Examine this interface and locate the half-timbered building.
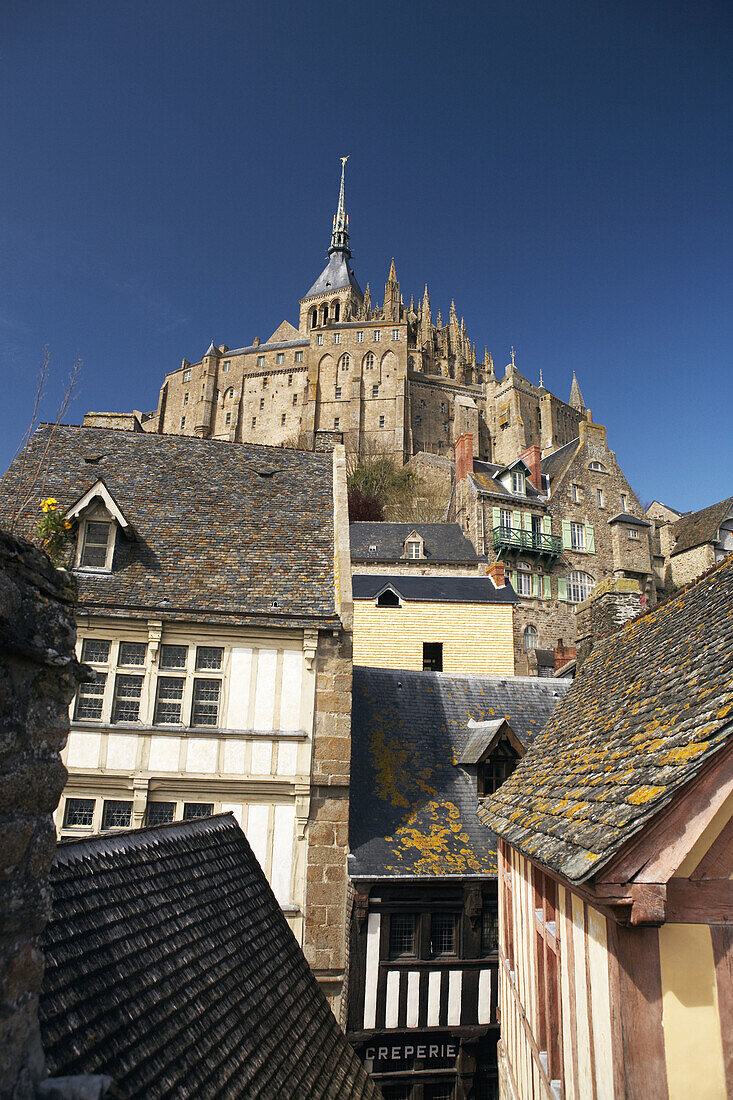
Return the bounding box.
[480,555,733,1100]
[347,667,570,1099]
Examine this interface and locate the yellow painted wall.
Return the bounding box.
[352,599,515,675]
[659,923,727,1099]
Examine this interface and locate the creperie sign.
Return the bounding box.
[364,1041,457,1063]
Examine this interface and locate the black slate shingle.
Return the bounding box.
[40,815,380,1100]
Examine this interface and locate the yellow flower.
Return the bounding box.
[40,497,58,513]
[64,520,72,530]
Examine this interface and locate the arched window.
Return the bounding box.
[376,588,401,608]
[311,308,318,328]
[332,301,340,322]
[523,625,538,651]
[340,353,350,371]
[567,571,594,603]
[225,387,234,400]
[588,461,606,472]
[364,352,374,371]
[320,303,329,325]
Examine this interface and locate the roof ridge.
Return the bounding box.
[54,812,236,864]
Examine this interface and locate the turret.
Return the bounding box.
[383,258,401,322]
[569,371,586,412]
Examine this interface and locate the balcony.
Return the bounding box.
[492,526,562,560]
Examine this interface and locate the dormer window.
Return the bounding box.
[407,540,421,559]
[477,745,519,797]
[66,480,131,574]
[512,470,525,494]
[457,718,523,798]
[376,588,401,608]
[403,532,425,560]
[79,519,114,569]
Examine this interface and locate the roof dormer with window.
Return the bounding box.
[402,531,425,560]
[65,480,131,573]
[456,718,524,799]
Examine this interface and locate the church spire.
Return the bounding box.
[569,371,586,411]
[329,156,351,256]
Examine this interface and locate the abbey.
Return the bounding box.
[122,161,589,467]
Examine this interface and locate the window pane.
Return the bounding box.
[191,678,221,727]
[102,800,132,829]
[112,675,143,722]
[118,641,147,666]
[159,644,187,669]
[389,913,415,957]
[570,522,585,551]
[145,802,176,826]
[430,913,456,955]
[64,798,95,827]
[74,672,106,720]
[183,802,213,820]
[81,639,111,664]
[482,907,499,953]
[80,521,111,567]
[196,646,223,671]
[154,677,184,723]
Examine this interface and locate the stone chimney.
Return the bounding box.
[455,433,474,483]
[520,445,542,492]
[487,561,505,588]
[575,578,643,670]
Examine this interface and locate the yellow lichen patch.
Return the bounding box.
[627,785,665,805]
[369,713,437,808]
[389,799,486,874]
[716,702,733,721]
[660,742,709,765]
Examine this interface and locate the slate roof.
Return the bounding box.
[40,815,379,1100]
[349,668,570,878]
[540,439,580,484]
[469,460,544,500]
[226,339,309,355]
[608,512,651,527]
[0,425,340,629]
[304,252,363,300]
[352,574,515,604]
[350,522,480,563]
[479,554,733,884]
[669,495,733,555]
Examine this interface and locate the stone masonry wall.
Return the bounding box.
[575,578,643,669]
[0,530,81,1100]
[303,628,352,1013]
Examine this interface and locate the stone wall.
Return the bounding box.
[575,577,643,669]
[303,628,353,1012]
[0,530,80,1100]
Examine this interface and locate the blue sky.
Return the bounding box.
[1,0,731,510]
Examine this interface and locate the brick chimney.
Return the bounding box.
[487,562,505,588]
[455,433,474,483]
[520,445,542,492]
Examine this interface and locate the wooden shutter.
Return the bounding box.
[543,516,551,535]
[558,577,568,601]
[532,574,540,598]
[492,506,501,530]
[543,575,551,599]
[585,525,595,553]
[562,520,572,549]
[522,512,532,532]
[512,511,521,530]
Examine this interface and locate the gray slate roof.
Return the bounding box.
[304,252,363,300]
[350,522,480,563]
[540,439,580,483]
[670,495,733,555]
[349,668,569,878]
[352,574,515,604]
[480,554,733,884]
[470,460,544,499]
[40,815,379,1100]
[0,425,340,629]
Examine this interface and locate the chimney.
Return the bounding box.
[487,562,505,588]
[520,445,542,492]
[455,433,474,483]
[575,578,643,670]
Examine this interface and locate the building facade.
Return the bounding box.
[481,556,733,1100]
[87,162,593,473]
[0,425,354,1009]
[452,419,654,672]
[347,667,570,1100]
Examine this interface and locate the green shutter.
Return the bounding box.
[562,520,572,549]
[512,511,521,530]
[585,525,595,553]
[522,512,532,532]
[543,516,551,535]
[492,506,501,531]
[510,570,518,591]
[543,575,551,599]
[532,574,540,598]
[558,577,567,601]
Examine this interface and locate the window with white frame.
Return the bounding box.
[77,518,115,571]
[340,353,350,370]
[621,492,628,511]
[373,330,381,342]
[222,360,231,372]
[111,674,143,722]
[257,355,265,368]
[183,392,189,405]
[512,470,525,494]
[597,488,604,508]
[515,566,532,596]
[589,461,605,472]
[392,329,399,341]
[295,351,303,362]
[333,333,340,344]
[316,334,323,345]
[571,484,581,503]
[364,352,374,370]
[102,800,132,830]
[335,386,342,399]
[570,522,586,551]
[225,412,231,425]
[64,798,95,828]
[276,352,284,364]
[183,368,191,382]
[628,528,640,540]
[523,625,538,650]
[500,508,512,530]
[567,570,594,602]
[357,331,364,342]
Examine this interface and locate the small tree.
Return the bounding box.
[346,440,414,519]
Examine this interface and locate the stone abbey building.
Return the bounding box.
[101,160,590,469]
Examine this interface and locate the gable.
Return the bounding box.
[267,319,302,344]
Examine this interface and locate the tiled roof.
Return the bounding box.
[349,668,569,879]
[670,495,733,555]
[350,522,480,563]
[540,439,580,483]
[40,815,379,1100]
[0,425,340,629]
[352,574,515,604]
[479,555,733,883]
